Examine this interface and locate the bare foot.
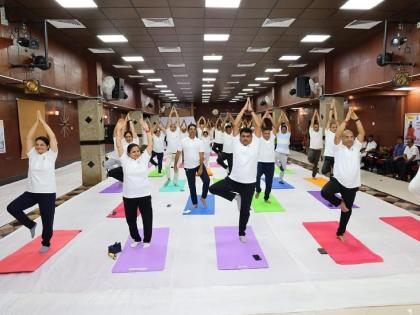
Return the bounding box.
[201,198,207,208]
[255,192,260,199]
[340,201,349,212]
[337,235,346,242]
[192,204,198,209]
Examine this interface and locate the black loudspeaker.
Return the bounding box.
[295,76,311,98]
[112,77,125,99]
[376,53,393,67]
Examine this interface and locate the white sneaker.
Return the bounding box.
[239,236,247,243]
[130,241,141,248]
[234,194,241,212]
[39,245,50,253]
[143,243,151,249]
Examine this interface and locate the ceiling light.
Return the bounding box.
[203,55,223,61]
[97,34,128,43]
[248,83,260,87]
[223,87,235,89]
[138,69,155,74]
[128,75,143,78]
[344,20,382,29]
[204,34,230,41]
[158,46,181,52]
[166,93,175,96]
[168,64,185,67]
[227,81,239,84]
[237,63,255,67]
[205,0,241,8]
[394,87,418,91]
[142,18,174,28]
[48,19,86,29]
[232,74,246,77]
[181,87,192,90]
[203,78,216,81]
[256,86,267,89]
[301,35,330,43]
[139,83,152,85]
[177,82,190,84]
[122,56,144,62]
[88,48,114,54]
[242,88,253,91]
[247,47,270,53]
[232,98,239,101]
[265,68,282,73]
[262,18,295,28]
[310,48,335,53]
[340,0,385,10]
[147,78,162,82]
[288,64,307,68]
[229,100,237,103]
[279,55,301,61]
[202,89,212,92]
[161,90,172,93]
[202,84,214,87]
[147,88,158,90]
[203,69,219,73]
[55,0,97,8]
[173,74,188,77]
[113,64,132,69]
[255,77,269,81]
[155,85,167,88]
[238,92,247,95]
[274,74,289,77]
[202,93,211,96]
[264,81,276,84]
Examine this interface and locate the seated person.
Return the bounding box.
[361,134,377,170]
[382,136,405,176]
[396,138,419,181]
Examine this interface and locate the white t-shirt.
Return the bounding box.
[258,133,275,163]
[201,136,212,153]
[229,135,260,184]
[324,130,336,157]
[120,151,151,198]
[114,137,139,156]
[178,137,205,169]
[197,127,203,139]
[309,127,323,150]
[27,148,58,193]
[180,131,188,139]
[153,133,165,153]
[333,138,362,188]
[214,129,223,144]
[222,132,234,154]
[166,127,180,154]
[365,140,377,152]
[275,131,291,154]
[404,145,420,160]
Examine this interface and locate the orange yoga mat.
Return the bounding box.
[305,177,328,187]
[196,168,213,176]
[107,203,140,218]
[0,230,80,274]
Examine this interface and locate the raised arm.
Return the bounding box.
[26,112,40,153]
[37,112,58,153]
[180,119,187,129]
[333,102,340,125]
[326,105,334,130]
[166,107,174,129]
[334,109,352,145]
[127,113,138,140]
[350,109,365,143]
[140,119,153,155]
[233,101,248,136]
[115,118,126,157]
[173,107,180,127]
[310,110,317,128]
[250,102,261,138]
[281,110,291,131]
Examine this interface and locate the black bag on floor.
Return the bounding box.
[108,242,122,260]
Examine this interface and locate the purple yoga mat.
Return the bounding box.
[112,227,169,273]
[215,226,268,270]
[308,191,359,209]
[100,182,123,193]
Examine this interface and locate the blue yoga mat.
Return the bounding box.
[263,177,294,189]
[183,194,215,215]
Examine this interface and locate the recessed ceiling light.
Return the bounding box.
[242,88,253,91]
[279,55,301,61]
[139,83,152,85]
[202,84,214,87]
[247,47,270,53]
[88,48,114,54]
[264,81,276,84]
[142,18,174,28]
[181,87,192,90]
[47,19,86,29]
[229,100,237,103]
[203,78,216,81]
[227,81,239,84]
[113,64,132,69]
[155,85,167,88]
[310,48,335,53]
[55,0,97,8]
[288,64,307,68]
[248,83,260,87]
[238,92,247,95]
[204,34,230,41]
[166,93,175,96]
[256,86,267,89]
[168,63,185,68]
[161,90,172,93]
[301,35,330,43]
[265,68,282,73]
[202,89,212,92]
[138,69,155,74]
[203,69,219,73]
[394,87,418,91]
[122,56,144,62]
[128,75,143,78]
[274,74,289,77]
[177,82,190,84]
[97,34,128,43]
[173,74,188,77]
[344,19,382,29]
[202,93,211,96]
[255,77,269,81]
[158,46,181,52]
[232,74,246,77]
[340,0,384,10]
[262,18,295,28]
[205,0,241,8]
[237,63,255,67]
[148,78,162,82]
[232,98,239,101]
[147,88,158,90]
[223,87,235,89]
[203,55,223,61]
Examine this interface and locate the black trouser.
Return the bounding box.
[149,151,164,173]
[7,192,56,247]
[212,143,223,155]
[321,156,335,176]
[396,159,415,180]
[308,149,321,173]
[185,164,210,205]
[321,177,358,236]
[255,162,275,201]
[217,152,233,174]
[209,177,256,236]
[122,195,153,243]
[108,166,124,182]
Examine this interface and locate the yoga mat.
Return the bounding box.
[303,221,383,265]
[112,227,169,273]
[210,152,217,157]
[212,178,223,184]
[148,169,166,177]
[0,230,81,274]
[159,179,186,192]
[107,203,140,218]
[380,216,420,241]
[264,177,294,189]
[275,167,295,175]
[215,226,268,270]
[196,168,213,176]
[252,194,285,213]
[100,182,123,193]
[209,162,221,168]
[305,177,328,187]
[308,191,359,209]
[183,194,215,215]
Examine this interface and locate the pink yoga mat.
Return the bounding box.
[215,226,268,270]
[100,182,123,193]
[303,221,383,265]
[380,216,420,241]
[107,203,140,218]
[112,227,169,273]
[0,230,81,274]
[210,152,217,157]
[308,191,359,209]
[209,162,221,168]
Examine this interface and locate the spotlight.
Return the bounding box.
[390,35,407,47]
[289,88,296,96]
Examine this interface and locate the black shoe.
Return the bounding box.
[312,168,317,178]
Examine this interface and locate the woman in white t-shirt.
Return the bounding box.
[115,118,154,248]
[7,111,58,253]
[201,128,212,167]
[308,109,324,178]
[322,102,339,177]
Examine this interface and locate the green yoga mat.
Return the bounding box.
[252,194,285,213]
[275,167,295,175]
[159,179,186,192]
[212,178,223,184]
[148,169,166,177]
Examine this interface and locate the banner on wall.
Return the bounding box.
[404,113,420,145]
[0,120,5,154]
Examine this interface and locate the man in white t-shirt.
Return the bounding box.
[308,109,324,178]
[217,113,234,174]
[212,116,224,155]
[321,108,365,241]
[150,121,166,174]
[175,124,210,208]
[322,102,339,177]
[275,110,291,184]
[210,98,261,243]
[164,107,181,186]
[396,137,419,180]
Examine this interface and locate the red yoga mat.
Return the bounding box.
[107,203,140,218]
[380,216,420,241]
[0,230,81,274]
[303,221,383,265]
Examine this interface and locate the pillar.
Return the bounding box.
[78,99,106,186]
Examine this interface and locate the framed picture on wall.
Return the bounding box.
[404,113,420,145]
